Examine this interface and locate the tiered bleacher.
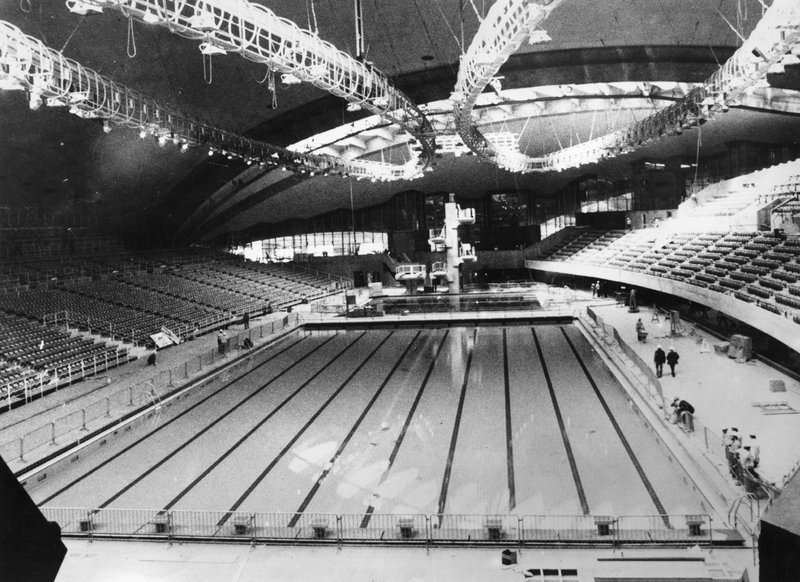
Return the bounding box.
[0,242,348,408]
[0,311,129,402]
[537,227,800,322]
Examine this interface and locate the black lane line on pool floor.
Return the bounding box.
[286,330,424,528]
[360,330,450,528]
[38,334,313,506]
[436,328,478,521]
[502,329,516,511]
[560,327,670,525]
[214,331,394,529]
[96,334,346,513]
[531,327,590,516]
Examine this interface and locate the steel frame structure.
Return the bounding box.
[0,20,412,181]
[455,0,800,173]
[452,0,565,173]
[67,0,435,177]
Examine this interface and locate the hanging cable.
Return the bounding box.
[20,0,32,13]
[310,0,319,35]
[59,17,84,53]
[432,0,463,53]
[468,0,483,21]
[268,68,277,108]
[126,16,137,58]
[202,51,213,84]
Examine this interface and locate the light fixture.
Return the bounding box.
[103,120,112,133]
[208,148,215,156]
[139,128,148,139]
[29,91,43,110]
[68,90,89,103]
[281,73,302,85]
[66,0,103,15]
[199,42,226,56]
[142,10,160,24]
[180,143,189,152]
[188,9,216,32]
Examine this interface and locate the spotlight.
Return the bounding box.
[281,73,302,85]
[199,42,226,56]
[29,92,43,110]
[103,120,112,134]
[180,143,189,152]
[139,129,147,139]
[66,0,103,15]
[142,10,160,24]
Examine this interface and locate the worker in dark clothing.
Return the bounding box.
[636,318,647,342]
[671,397,694,416]
[666,347,680,377]
[243,312,250,329]
[654,345,666,378]
[672,397,695,431]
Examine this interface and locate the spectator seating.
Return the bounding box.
[536,227,800,322]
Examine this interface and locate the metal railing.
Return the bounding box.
[585,306,665,409]
[40,507,712,546]
[0,315,299,466]
[1,347,131,411]
[582,306,779,540]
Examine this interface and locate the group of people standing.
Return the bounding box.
[590,280,606,298]
[653,345,680,377]
[723,427,761,484]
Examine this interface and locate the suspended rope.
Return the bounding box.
[60,17,84,53]
[20,0,32,13]
[126,16,137,58]
[202,51,213,84]
[310,0,319,35]
[268,68,277,108]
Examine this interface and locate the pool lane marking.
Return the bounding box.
[286,330,423,527]
[214,331,394,528]
[38,334,312,506]
[531,327,590,516]
[360,330,450,528]
[96,334,349,512]
[502,329,516,511]
[560,327,670,524]
[436,328,478,521]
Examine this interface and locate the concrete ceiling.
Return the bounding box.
[1,0,798,244]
